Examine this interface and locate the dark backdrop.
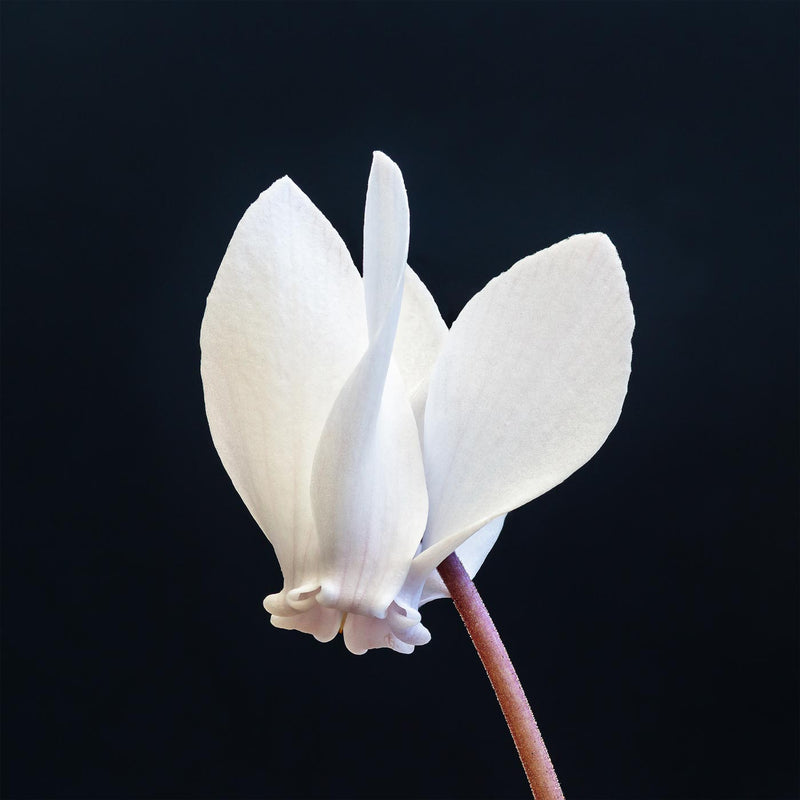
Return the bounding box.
[2,2,798,798]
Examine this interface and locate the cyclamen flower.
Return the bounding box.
[200,152,633,655]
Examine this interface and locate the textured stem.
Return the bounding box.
[437,553,564,800]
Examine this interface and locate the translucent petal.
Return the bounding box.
[419,515,507,605]
[416,233,634,575]
[311,153,428,618]
[200,177,367,589]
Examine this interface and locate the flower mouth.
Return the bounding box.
[316,580,396,619]
[266,577,432,654]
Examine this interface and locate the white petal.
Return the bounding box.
[363,151,411,339]
[416,233,634,574]
[200,177,367,591]
[310,153,428,618]
[393,265,448,430]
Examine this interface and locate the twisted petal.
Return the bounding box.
[413,233,635,578]
[200,177,367,596]
[311,153,428,621]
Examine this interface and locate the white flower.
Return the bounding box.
[200,152,634,654]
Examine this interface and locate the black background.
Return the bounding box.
[2,2,798,798]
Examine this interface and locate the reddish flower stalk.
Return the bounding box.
[437,553,565,800]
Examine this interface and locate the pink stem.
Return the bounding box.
[437,553,565,800]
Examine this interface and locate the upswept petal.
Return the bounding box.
[200,178,367,598]
[311,153,428,618]
[414,233,634,577]
[393,265,448,431]
[363,152,411,339]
